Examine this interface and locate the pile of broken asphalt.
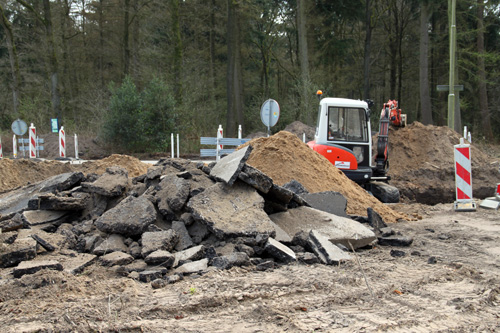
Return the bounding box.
[0,145,412,287]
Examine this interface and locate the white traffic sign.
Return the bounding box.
[260,99,280,128]
[11,119,28,136]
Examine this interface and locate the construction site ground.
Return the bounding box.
[1,122,500,331]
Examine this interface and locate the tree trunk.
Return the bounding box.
[477,0,492,140]
[98,0,105,87]
[123,0,130,76]
[0,4,21,117]
[363,0,372,100]
[171,0,183,103]
[419,2,433,125]
[226,0,244,137]
[297,0,310,122]
[42,0,62,122]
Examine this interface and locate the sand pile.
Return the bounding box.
[244,131,407,223]
[73,154,150,177]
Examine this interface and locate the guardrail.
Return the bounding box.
[200,137,250,161]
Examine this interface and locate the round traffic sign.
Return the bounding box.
[260,99,280,127]
[11,119,28,136]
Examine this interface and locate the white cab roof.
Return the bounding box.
[320,97,368,109]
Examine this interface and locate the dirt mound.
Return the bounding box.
[283,121,315,142]
[73,154,150,177]
[245,131,407,223]
[0,154,151,193]
[384,122,500,203]
[0,159,74,193]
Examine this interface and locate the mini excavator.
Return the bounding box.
[307,91,403,203]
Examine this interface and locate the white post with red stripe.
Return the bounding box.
[29,123,36,158]
[59,126,66,158]
[454,138,476,211]
[0,137,3,159]
[216,125,223,162]
[13,135,17,158]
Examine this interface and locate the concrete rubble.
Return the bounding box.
[0,147,412,286]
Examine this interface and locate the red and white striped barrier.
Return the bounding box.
[29,123,36,158]
[59,126,66,158]
[454,138,476,211]
[13,135,17,158]
[0,137,3,159]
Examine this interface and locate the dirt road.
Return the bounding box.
[1,203,499,332]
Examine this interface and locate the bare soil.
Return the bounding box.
[1,204,499,332]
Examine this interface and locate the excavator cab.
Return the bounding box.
[307,92,400,203]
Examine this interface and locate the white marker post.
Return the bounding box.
[74,134,79,159]
[12,135,17,158]
[238,125,242,139]
[171,133,174,158]
[176,134,180,158]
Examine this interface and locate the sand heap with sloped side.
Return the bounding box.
[244,131,407,223]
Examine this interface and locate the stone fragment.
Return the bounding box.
[264,238,296,263]
[390,249,406,257]
[0,231,18,245]
[211,252,250,269]
[173,245,205,267]
[262,184,294,213]
[255,260,275,271]
[269,221,292,243]
[0,237,37,268]
[297,252,320,265]
[139,269,166,282]
[174,258,209,275]
[379,227,394,237]
[210,146,253,185]
[378,236,414,247]
[367,207,388,230]
[0,172,84,216]
[156,175,191,212]
[144,250,175,268]
[187,220,209,244]
[308,230,351,265]
[270,206,376,249]
[92,234,128,256]
[81,167,128,196]
[0,213,23,232]
[187,182,276,239]
[95,196,156,236]
[172,221,194,251]
[151,279,167,289]
[141,230,179,258]
[238,164,273,193]
[99,251,134,266]
[301,191,348,218]
[31,234,56,252]
[62,253,97,274]
[35,193,88,211]
[22,210,68,226]
[13,260,63,278]
[115,260,148,275]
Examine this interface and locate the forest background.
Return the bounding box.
[0,0,499,153]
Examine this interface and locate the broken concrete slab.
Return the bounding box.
[300,191,348,218]
[31,234,56,252]
[22,210,69,226]
[209,145,253,185]
[0,172,84,216]
[13,260,63,278]
[264,237,296,263]
[139,269,166,282]
[173,245,205,267]
[211,252,251,269]
[99,251,134,267]
[172,221,193,251]
[238,164,273,193]
[270,206,376,249]
[0,237,37,268]
[0,231,18,245]
[269,221,292,244]
[33,193,89,211]
[188,182,276,239]
[62,253,97,274]
[156,175,191,212]
[367,207,388,231]
[308,230,351,265]
[0,213,24,232]
[187,220,209,244]
[378,235,414,247]
[81,167,128,197]
[141,229,179,258]
[283,180,309,195]
[95,196,157,236]
[174,258,209,275]
[92,234,128,256]
[144,250,175,267]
